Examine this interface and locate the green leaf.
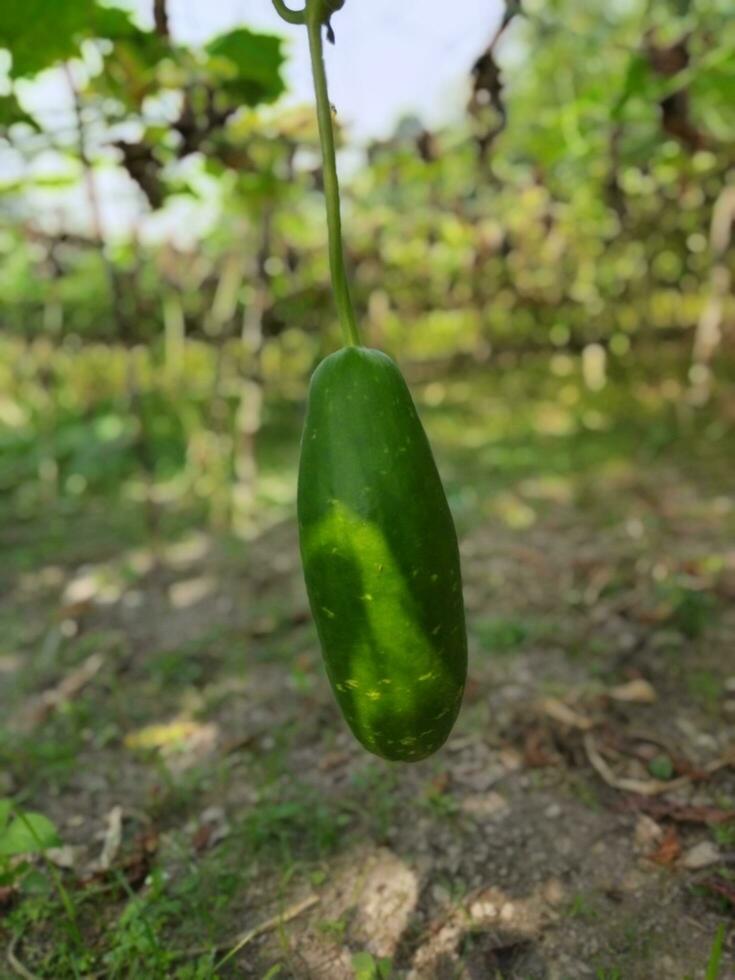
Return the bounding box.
[611,53,652,122]
[91,4,144,40]
[648,755,674,781]
[0,0,144,79]
[0,0,92,77]
[0,800,11,830]
[0,811,60,857]
[100,34,170,111]
[205,28,286,107]
[0,93,40,131]
[351,952,392,980]
[352,953,378,980]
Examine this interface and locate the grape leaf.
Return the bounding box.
[0,0,94,77]
[0,0,147,79]
[206,28,285,106]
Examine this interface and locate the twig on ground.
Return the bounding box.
[619,795,735,826]
[178,894,321,966]
[221,730,263,756]
[7,933,43,980]
[584,734,735,797]
[541,698,595,731]
[98,806,123,871]
[16,653,104,729]
[219,894,319,961]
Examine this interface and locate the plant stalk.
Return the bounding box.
[304,2,361,347]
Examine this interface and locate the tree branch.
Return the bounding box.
[153,0,170,38]
[468,1,523,160]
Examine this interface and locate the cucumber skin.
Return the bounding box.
[297,347,467,762]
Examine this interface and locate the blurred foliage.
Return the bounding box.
[0,0,732,346]
[0,0,733,529]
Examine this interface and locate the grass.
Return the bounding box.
[5,830,255,979]
[566,893,599,922]
[713,821,735,849]
[474,616,532,654]
[241,796,350,864]
[316,914,350,943]
[705,924,728,980]
[687,670,725,715]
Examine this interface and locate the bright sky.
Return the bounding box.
[134,0,504,139]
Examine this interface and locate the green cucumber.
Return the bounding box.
[297,346,467,762]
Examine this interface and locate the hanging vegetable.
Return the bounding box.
[272,0,467,761]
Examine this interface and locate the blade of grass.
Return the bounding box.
[706,923,727,980]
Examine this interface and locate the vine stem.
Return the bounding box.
[273,0,361,347]
[272,0,305,25]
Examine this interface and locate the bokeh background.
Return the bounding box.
[1,1,734,977]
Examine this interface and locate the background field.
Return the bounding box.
[1,0,734,976]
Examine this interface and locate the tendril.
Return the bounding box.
[271,0,307,25]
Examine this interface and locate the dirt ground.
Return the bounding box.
[1,366,734,979]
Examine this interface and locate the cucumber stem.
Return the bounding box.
[273,0,361,348]
[272,0,306,24]
[305,5,361,347]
